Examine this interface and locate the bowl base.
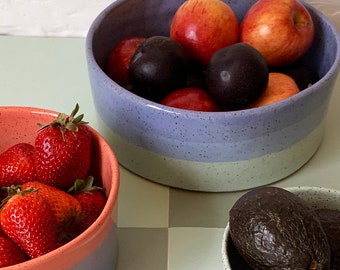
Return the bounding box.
[96,114,324,192]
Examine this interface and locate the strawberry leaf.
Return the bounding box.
[37,103,89,141]
[68,176,102,194]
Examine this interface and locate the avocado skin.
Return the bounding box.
[316,209,340,270]
[227,234,253,270]
[229,187,331,270]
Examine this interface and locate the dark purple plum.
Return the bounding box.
[129,36,188,102]
[206,43,269,110]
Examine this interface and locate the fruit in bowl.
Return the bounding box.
[104,0,317,111]
[106,36,146,87]
[86,0,340,192]
[161,87,219,112]
[170,0,239,65]
[129,35,188,102]
[205,42,269,110]
[222,186,340,269]
[0,105,119,269]
[240,0,315,67]
[249,72,300,108]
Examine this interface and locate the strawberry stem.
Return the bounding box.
[0,185,37,208]
[68,176,103,194]
[38,103,88,141]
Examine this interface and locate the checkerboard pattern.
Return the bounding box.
[116,167,239,270]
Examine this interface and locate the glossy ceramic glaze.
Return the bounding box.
[221,186,340,270]
[0,106,119,270]
[86,0,340,191]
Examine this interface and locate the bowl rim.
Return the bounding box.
[0,106,120,269]
[86,0,340,120]
[221,186,340,270]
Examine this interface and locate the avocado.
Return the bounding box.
[227,234,253,270]
[315,209,340,270]
[229,187,331,270]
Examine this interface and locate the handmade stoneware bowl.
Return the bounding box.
[221,186,340,269]
[0,106,120,270]
[86,0,340,192]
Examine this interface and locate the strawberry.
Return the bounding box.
[69,177,107,235]
[34,104,92,189]
[0,143,38,186]
[22,182,82,237]
[0,225,6,237]
[0,188,59,259]
[0,236,27,267]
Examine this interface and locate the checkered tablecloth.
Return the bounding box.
[116,166,241,270]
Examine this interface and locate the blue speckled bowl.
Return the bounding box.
[86,0,340,192]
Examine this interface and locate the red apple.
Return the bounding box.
[249,72,300,108]
[106,37,146,87]
[170,0,239,65]
[161,87,219,112]
[240,0,314,67]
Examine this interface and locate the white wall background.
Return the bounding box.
[0,0,115,37]
[0,0,339,37]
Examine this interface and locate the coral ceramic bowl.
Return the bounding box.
[86,0,340,192]
[221,186,340,269]
[0,106,120,270]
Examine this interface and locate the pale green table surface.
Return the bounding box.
[0,35,339,270]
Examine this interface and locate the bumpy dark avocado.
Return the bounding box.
[227,234,253,270]
[229,187,331,270]
[315,208,340,270]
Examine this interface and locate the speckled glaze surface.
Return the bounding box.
[86,0,340,191]
[221,186,340,269]
[0,106,119,270]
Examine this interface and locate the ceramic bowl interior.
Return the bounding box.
[86,0,340,192]
[0,106,119,270]
[221,186,340,270]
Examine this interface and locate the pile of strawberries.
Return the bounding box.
[0,104,107,267]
